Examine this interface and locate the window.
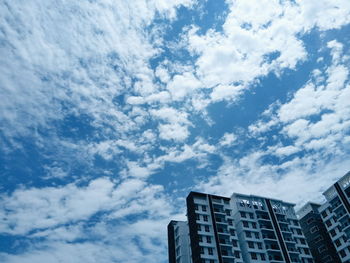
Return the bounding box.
[322,255,333,263]
[318,245,327,253]
[206,236,211,243]
[330,229,336,237]
[175,227,179,237]
[335,239,341,247]
[208,247,213,255]
[300,238,306,245]
[202,205,207,212]
[232,240,237,247]
[257,243,262,249]
[199,235,203,242]
[325,220,332,227]
[196,214,200,220]
[205,225,210,232]
[200,247,204,254]
[340,249,346,258]
[261,254,266,261]
[314,235,323,243]
[254,232,260,239]
[252,222,257,229]
[234,251,240,258]
[310,226,319,233]
[321,210,327,218]
[197,224,201,231]
[251,253,257,260]
[243,221,249,228]
[246,231,252,238]
[249,213,254,219]
[240,212,246,218]
[248,242,254,248]
[195,204,199,210]
[203,215,208,222]
[228,219,233,226]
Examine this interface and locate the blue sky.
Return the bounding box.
[1,0,350,262]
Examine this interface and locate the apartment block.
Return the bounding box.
[231,193,314,263]
[297,202,341,263]
[318,172,350,262]
[168,191,314,263]
[168,220,191,263]
[187,192,244,263]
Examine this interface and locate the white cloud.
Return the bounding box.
[0,177,171,235]
[166,72,202,100]
[210,84,244,102]
[199,151,350,207]
[219,133,237,147]
[274,145,299,157]
[158,123,189,141]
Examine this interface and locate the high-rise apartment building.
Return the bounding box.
[169,191,314,263]
[231,193,313,263]
[168,220,191,263]
[186,192,243,263]
[317,172,350,262]
[297,202,341,263]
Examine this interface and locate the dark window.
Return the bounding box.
[200,247,204,254]
[252,222,257,229]
[340,249,346,258]
[254,232,260,239]
[203,215,208,222]
[318,245,327,253]
[248,242,254,248]
[206,236,211,243]
[330,229,336,237]
[323,255,332,263]
[196,214,200,220]
[202,205,207,211]
[251,253,257,260]
[240,212,246,218]
[261,254,266,261]
[205,225,210,232]
[257,243,262,249]
[197,224,201,231]
[246,231,252,238]
[249,213,254,219]
[232,240,237,247]
[234,251,240,258]
[314,235,323,242]
[335,239,341,247]
[310,226,319,233]
[243,221,249,228]
[321,211,327,218]
[208,247,213,255]
[195,204,199,210]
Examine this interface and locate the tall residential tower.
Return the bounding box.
[169,191,314,263]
